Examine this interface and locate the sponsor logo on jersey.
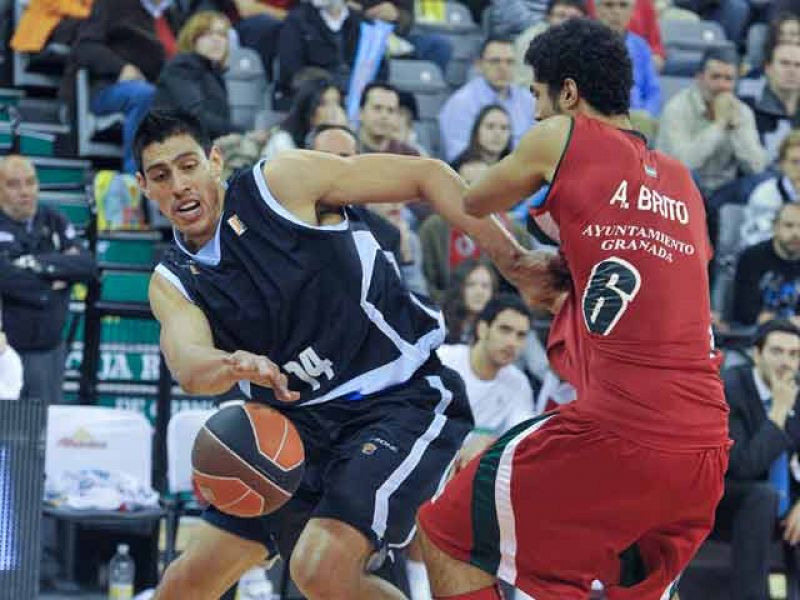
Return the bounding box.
[644,164,658,178]
[227,214,247,236]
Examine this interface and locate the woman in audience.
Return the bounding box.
[450,105,513,171]
[741,130,800,248]
[442,260,498,344]
[261,78,346,160]
[153,11,240,140]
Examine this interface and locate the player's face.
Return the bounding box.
[479,309,530,368]
[530,81,563,121]
[774,206,800,259]
[0,157,39,222]
[479,42,515,92]
[755,331,800,388]
[136,134,224,246]
[463,266,494,315]
[477,109,511,159]
[767,45,800,94]
[697,60,736,101]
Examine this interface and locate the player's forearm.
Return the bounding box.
[166,342,236,396]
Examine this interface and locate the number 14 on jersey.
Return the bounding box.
[283,347,335,391]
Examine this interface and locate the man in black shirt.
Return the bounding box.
[0,156,96,404]
[733,203,800,326]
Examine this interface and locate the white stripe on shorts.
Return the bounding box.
[371,375,452,541]
[495,415,554,585]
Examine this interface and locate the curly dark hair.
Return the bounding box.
[525,18,632,116]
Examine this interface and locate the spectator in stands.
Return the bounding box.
[10,0,91,55]
[0,329,23,401]
[514,0,588,86]
[231,0,294,78]
[358,82,419,154]
[595,0,661,117]
[393,91,429,155]
[72,0,169,173]
[743,43,800,163]
[0,156,96,405]
[262,78,346,159]
[657,46,768,197]
[489,0,548,37]
[439,293,535,468]
[673,0,751,49]
[713,319,800,600]
[742,131,800,248]
[154,12,241,140]
[419,158,532,303]
[586,0,664,71]
[442,259,497,343]
[347,0,452,75]
[451,104,512,171]
[732,203,800,327]
[308,124,428,296]
[739,12,800,102]
[439,37,535,162]
[277,0,387,103]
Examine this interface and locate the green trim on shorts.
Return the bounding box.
[468,414,552,574]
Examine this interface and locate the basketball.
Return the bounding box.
[191,403,305,517]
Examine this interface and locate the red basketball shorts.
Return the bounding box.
[418,404,729,600]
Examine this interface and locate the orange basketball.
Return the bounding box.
[191,403,305,517]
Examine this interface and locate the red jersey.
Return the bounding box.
[531,115,728,450]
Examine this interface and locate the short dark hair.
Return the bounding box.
[753,319,800,351]
[359,82,400,109]
[525,18,632,116]
[546,0,588,16]
[480,36,514,58]
[133,111,211,173]
[765,12,800,67]
[699,45,740,73]
[476,293,532,328]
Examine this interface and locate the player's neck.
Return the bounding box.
[576,104,632,131]
[470,344,499,381]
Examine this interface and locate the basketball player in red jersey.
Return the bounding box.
[415,18,730,600]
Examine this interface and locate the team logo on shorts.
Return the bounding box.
[361,442,378,455]
[227,214,248,236]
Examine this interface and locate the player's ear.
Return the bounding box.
[560,78,580,111]
[208,145,225,180]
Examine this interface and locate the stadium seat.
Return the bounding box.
[225,46,268,131]
[745,22,768,72]
[662,20,731,76]
[710,203,745,322]
[43,406,164,590]
[75,69,124,159]
[390,59,447,94]
[12,0,66,90]
[163,408,215,565]
[443,32,484,87]
[414,1,480,34]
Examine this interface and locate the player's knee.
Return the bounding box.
[290,523,366,598]
[155,557,208,599]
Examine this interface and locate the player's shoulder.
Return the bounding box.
[436,343,468,366]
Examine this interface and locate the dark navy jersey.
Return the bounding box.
[156,162,446,406]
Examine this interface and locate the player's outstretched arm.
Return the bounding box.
[149,273,299,401]
[462,115,572,217]
[264,151,527,284]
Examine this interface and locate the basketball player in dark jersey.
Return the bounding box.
[416,19,730,600]
[135,111,529,600]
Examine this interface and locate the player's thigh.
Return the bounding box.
[314,369,472,549]
[157,520,269,599]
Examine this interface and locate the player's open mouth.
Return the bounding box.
[175,201,201,216]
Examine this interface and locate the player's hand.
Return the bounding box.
[506,251,571,313]
[223,351,300,403]
[783,501,800,545]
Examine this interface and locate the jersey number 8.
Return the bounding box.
[582,257,642,336]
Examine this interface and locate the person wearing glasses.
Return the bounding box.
[438,37,535,162]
